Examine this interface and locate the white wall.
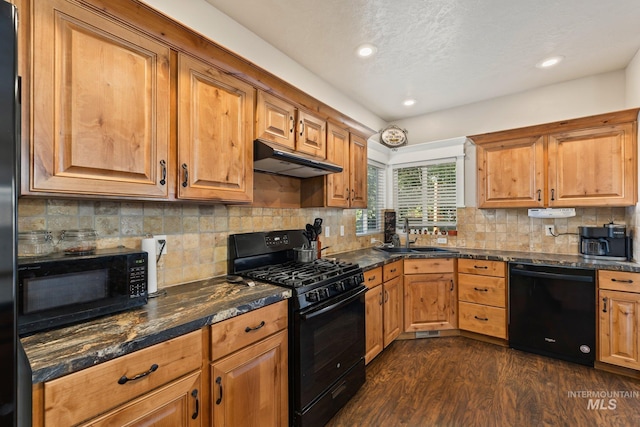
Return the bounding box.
[140,0,386,132]
[626,48,640,108]
[394,70,627,144]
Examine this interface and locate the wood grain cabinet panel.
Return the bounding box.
[30,0,171,198]
[43,330,202,426]
[383,275,403,347]
[365,282,384,364]
[476,136,545,208]
[177,53,254,202]
[325,123,351,207]
[255,91,297,150]
[471,109,639,208]
[458,301,507,339]
[79,372,202,427]
[548,123,637,207]
[599,289,640,370]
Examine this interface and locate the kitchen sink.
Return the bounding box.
[375,246,458,254]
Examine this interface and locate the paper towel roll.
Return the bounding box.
[141,238,158,294]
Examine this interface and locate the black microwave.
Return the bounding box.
[17,248,148,335]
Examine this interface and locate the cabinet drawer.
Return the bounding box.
[459,302,507,339]
[364,267,383,289]
[383,261,402,281]
[458,273,506,307]
[44,330,202,427]
[211,300,288,361]
[458,259,505,277]
[598,270,640,293]
[404,258,454,275]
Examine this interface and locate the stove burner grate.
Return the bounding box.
[243,259,359,287]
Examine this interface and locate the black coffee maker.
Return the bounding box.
[579,223,632,261]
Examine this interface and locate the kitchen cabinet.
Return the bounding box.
[210,300,288,427]
[301,124,368,208]
[598,270,640,371]
[256,90,326,159]
[364,260,404,364]
[457,259,507,339]
[471,109,639,208]
[38,330,203,426]
[177,53,255,203]
[403,258,457,332]
[28,0,171,198]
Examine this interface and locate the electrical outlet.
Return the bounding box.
[371,237,377,243]
[340,225,345,236]
[324,226,330,238]
[437,237,447,244]
[155,235,167,255]
[544,225,555,236]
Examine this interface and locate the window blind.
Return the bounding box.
[356,163,385,234]
[393,161,457,227]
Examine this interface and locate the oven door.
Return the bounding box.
[294,284,366,411]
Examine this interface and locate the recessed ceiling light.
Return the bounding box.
[356,43,377,58]
[536,56,564,69]
[403,99,416,107]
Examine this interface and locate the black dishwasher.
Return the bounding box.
[509,263,596,366]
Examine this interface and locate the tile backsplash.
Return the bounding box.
[18,199,639,290]
[17,199,378,289]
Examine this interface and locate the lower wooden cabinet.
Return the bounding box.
[403,258,457,332]
[457,259,507,339]
[209,300,288,427]
[79,372,202,427]
[598,270,640,370]
[364,261,403,364]
[37,330,203,426]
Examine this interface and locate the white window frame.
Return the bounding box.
[355,160,386,235]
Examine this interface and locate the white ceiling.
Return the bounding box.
[204,0,640,122]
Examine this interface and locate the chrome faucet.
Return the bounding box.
[404,217,417,249]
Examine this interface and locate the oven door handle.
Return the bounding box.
[300,286,367,320]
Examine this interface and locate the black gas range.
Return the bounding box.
[228,230,366,427]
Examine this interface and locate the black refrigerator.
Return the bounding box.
[1,1,31,426]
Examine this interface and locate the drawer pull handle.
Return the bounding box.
[474,316,489,321]
[390,268,397,273]
[611,278,634,284]
[181,163,189,188]
[474,265,488,269]
[215,376,223,405]
[368,276,376,281]
[450,280,454,292]
[245,321,266,333]
[474,287,489,292]
[602,297,608,313]
[117,363,158,385]
[159,160,167,185]
[191,389,199,419]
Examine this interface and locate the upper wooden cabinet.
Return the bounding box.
[301,124,368,208]
[256,91,326,159]
[28,0,171,198]
[177,53,254,203]
[471,109,639,208]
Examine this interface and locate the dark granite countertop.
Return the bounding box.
[21,278,291,383]
[331,247,640,273]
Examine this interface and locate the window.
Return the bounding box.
[393,161,457,228]
[356,163,385,234]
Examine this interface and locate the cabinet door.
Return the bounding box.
[404,273,457,332]
[365,284,384,364]
[599,289,640,370]
[476,136,545,208]
[255,91,296,150]
[325,123,351,207]
[177,53,254,202]
[31,0,170,198]
[296,111,326,158]
[383,276,403,347]
[211,330,288,427]
[349,133,368,208]
[79,372,202,427]
[548,123,637,207]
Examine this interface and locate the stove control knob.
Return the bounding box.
[317,288,329,299]
[306,291,319,302]
[334,282,345,292]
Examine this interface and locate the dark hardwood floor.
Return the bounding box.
[326,337,640,427]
